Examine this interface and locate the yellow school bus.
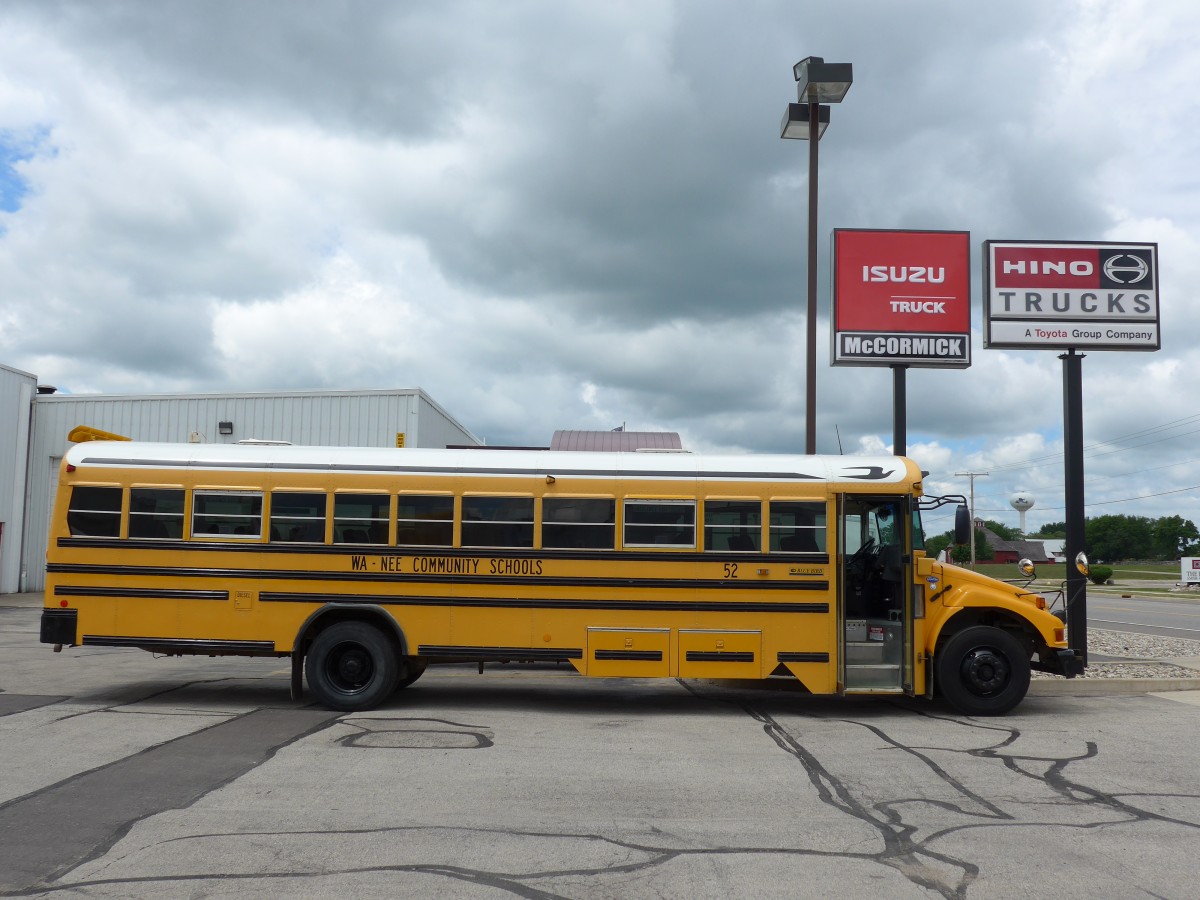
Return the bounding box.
[39,433,1082,714]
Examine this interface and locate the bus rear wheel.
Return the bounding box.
[396,657,427,691]
[306,621,399,711]
[936,625,1030,716]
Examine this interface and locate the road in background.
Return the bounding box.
[1088,593,1200,641]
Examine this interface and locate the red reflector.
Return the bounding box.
[60,600,69,608]
[66,464,76,473]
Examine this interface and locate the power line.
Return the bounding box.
[986,411,1200,473]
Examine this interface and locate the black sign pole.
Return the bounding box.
[1061,347,1087,667]
[892,364,908,457]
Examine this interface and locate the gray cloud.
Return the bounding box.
[2,0,1198,534]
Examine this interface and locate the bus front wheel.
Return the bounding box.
[306,621,400,711]
[936,625,1031,716]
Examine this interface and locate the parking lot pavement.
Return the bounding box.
[2,595,1200,898]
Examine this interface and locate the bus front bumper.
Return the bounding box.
[1034,647,1084,679]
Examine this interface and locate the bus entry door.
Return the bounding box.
[840,496,911,693]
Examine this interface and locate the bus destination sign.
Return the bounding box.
[983,240,1160,351]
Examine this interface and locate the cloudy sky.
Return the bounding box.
[2,0,1198,536]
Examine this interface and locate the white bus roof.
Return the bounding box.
[64,441,914,485]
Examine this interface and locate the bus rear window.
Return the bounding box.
[129,489,184,539]
[193,492,263,539]
[704,500,761,552]
[397,495,454,546]
[770,501,826,552]
[270,492,326,543]
[624,500,696,548]
[461,496,535,548]
[67,486,122,537]
[543,498,615,549]
[334,494,389,545]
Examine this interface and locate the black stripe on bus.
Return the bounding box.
[685,651,755,663]
[82,635,276,653]
[417,645,583,660]
[45,563,829,594]
[55,538,830,566]
[594,650,663,661]
[55,586,229,602]
[259,593,830,614]
[75,457,825,481]
[777,651,830,663]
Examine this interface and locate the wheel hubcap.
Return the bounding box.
[961,647,1009,695]
[328,643,373,692]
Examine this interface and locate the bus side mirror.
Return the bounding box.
[1075,552,1090,576]
[954,504,971,545]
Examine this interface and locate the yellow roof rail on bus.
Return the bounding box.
[67,425,132,443]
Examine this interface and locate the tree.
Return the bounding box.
[948,527,994,564]
[1085,514,1153,562]
[1035,521,1066,539]
[983,519,1020,541]
[925,532,952,559]
[1151,516,1200,559]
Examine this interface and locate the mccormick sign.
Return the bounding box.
[832,229,971,368]
[983,241,1160,351]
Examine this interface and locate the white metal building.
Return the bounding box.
[3,384,481,593]
[0,363,38,595]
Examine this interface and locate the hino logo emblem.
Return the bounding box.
[1102,254,1149,285]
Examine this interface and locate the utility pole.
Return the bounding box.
[954,471,989,567]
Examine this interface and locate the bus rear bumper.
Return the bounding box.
[40,608,78,645]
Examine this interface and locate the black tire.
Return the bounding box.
[305,621,400,712]
[936,625,1031,716]
[395,657,428,691]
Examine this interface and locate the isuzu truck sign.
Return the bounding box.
[984,240,1160,351]
[832,229,971,368]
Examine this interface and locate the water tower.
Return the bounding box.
[1009,492,1035,536]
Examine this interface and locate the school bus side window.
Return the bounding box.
[129,489,184,539]
[334,494,389,545]
[397,495,454,546]
[461,496,535,548]
[624,500,696,548]
[770,501,826,552]
[193,491,263,539]
[542,498,615,549]
[270,493,327,543]
[704,500,761,552]
[67,486,122,537]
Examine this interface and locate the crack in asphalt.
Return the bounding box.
[4,685,1199,898]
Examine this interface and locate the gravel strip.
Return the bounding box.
[1031,628,1200,680]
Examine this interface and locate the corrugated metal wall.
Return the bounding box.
[0,365,37,593]
[22,388,481,591]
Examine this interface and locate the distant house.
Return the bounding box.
[1040,539,1067,563]
[975,520,1053,564]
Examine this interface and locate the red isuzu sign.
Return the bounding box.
[984,240,1160,351]
[832,229,971,367]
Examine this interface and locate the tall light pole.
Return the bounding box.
[780,56,853,454]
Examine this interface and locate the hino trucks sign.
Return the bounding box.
[984,240,1160,351]
[832,229,971,367]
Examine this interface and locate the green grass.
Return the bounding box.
[965,561,1184,583]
